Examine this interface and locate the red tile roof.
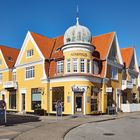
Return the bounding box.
[92,32,115,60]
[0,45,20,68]
[120,47,134,68]
[30,31,115,78]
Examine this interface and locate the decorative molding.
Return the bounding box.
[16,59,43,69]
[62,43,95,53]
[42,75,102,84]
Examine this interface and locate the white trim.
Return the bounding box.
[72,91,74,114]
[0,49,8,68]
[133,48,139,72]
[107,59,123,69]
[0,68,9,73]
[62,44,95,53]
[16,60,43,69]
[63,47,92,53]
[42,75,102,84]
[15,31,45,66]
[105,32,123,77]
[115,35,123,65]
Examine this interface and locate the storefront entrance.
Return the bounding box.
[74,93,83,114]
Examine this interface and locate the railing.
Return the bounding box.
[3,81,17,89]
[122,80,133,90]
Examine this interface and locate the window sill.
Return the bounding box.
[25,77,35,81]
[111,78,118,81]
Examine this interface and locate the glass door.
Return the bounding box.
[74,93,83,114]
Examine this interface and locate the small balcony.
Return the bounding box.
[122,80,133,90]
[3,81,17,89]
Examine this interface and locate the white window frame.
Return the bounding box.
[93,61,99,74]
[80,58,85,72]
[131,75,136,85]
[26,49,34,58]
[73,58,78,72]
[111,66,118,80]
[87,60,91,73]
[66,59,70,73]
[57,60,64,74]
[25,66,35,80]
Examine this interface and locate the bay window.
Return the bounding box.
[73,58,78,72]
[57,60,64,74]
[80,58,85,72]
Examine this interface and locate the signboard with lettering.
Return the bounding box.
[106,87,112,92]
[70,53,87,57]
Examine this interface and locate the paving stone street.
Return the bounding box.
[0,112,140,140]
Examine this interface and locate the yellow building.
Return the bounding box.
[0,18,139,115]
[0,45,19,111]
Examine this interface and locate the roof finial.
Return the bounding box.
[76,4,79,25]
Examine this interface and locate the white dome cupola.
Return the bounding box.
[64,17,92,45]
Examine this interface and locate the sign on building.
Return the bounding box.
[106,87,112,92]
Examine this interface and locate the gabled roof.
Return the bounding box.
[0,45,20,68]
[30,31,116,78]
[120,47,134,68]
[92,32,115,60]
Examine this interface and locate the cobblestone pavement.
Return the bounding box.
[0,112,140,140]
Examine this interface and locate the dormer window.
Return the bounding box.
[57,60,64,74]
[111,66,118,80]
[27,49,34,57]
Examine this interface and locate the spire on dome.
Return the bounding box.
[76,4,80,25]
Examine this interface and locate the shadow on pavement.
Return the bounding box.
[4,114,40,126]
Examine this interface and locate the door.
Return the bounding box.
[22,94,25,111]
[116,93,120,112]
[74,93,83,114]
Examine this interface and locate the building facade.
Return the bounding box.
[0,18,140,115]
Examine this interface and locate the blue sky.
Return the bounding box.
[0,0,140,63]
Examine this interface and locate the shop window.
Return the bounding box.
[66,59,70,72]
[91,87,99,112]
[73,58,78,72]
[110,66,118,80]
[26,66,35,79]
[80,58,85,72]
[9,91,16,109]
[31,88,41,110]
[52,87,64,111]
[57,60,64,74]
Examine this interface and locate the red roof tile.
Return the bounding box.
[0,45,20,68]
[92,32,115,60]
[30,31,115,78]
[120,47,134,68]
